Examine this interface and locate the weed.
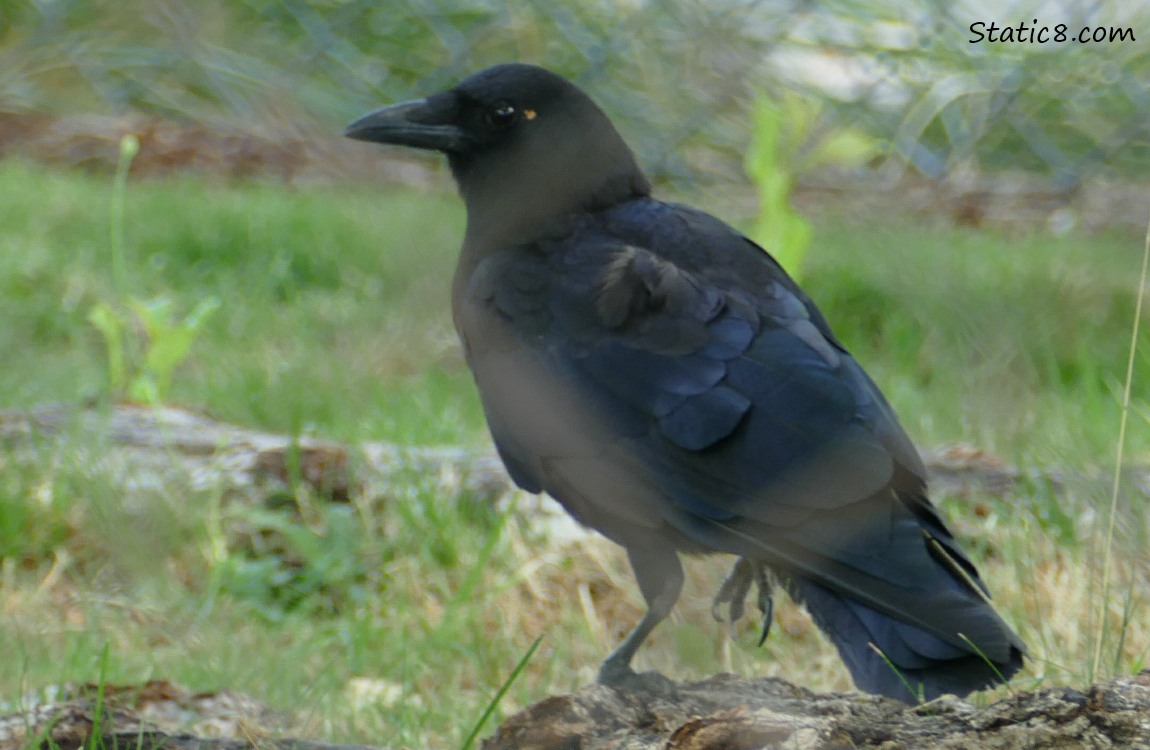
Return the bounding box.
[745,92,878,280]
[88,136,222,404]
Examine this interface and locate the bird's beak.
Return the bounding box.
[343,98,470,153]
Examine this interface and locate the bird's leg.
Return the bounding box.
[597,547,684,685]
[711,557,755,631]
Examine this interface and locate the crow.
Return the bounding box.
[345,63,1026,702]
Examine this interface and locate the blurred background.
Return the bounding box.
[1,1,1148,747]
[2,0,1148,209]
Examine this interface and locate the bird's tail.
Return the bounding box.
[787,577,1025,702]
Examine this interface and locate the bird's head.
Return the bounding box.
[345,64,650,244]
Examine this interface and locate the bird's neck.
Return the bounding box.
[458,166,650,256]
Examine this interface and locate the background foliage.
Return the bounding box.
[1,0,1148,184]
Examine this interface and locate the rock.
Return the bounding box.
[6,673,1148,749]
[483,671,1150,750]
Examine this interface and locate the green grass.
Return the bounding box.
[805,220,1150,463]
[0,159,1148,745]
[0,160,482,445]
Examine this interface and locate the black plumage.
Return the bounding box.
[345,63,1025,701]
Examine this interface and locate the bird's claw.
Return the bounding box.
[711,558,754,635]
[712,558,776,646]
[757,589,774,646]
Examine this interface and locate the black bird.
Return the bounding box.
[345,63,1026,701]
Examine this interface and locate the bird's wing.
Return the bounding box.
[549,235,913,522]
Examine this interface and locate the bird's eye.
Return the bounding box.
[485,102,518,129]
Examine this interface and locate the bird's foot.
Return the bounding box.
[711,558,754,631]
[711,558,776,646]
[596,656,636,686]
[596,659,675,693]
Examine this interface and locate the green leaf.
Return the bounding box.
[87,303,127,394]
[806,128,880,170]
[126,295,220,403]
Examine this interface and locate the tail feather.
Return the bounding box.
[790,579,1025,702]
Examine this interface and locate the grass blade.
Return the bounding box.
[1091,214,1150,680]
[458,635,543,750]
